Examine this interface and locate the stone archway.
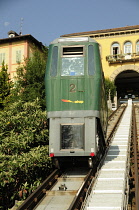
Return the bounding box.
[110,65,139,103]
[110,64,139,81]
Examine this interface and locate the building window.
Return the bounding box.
[111,42,120,56]
[16,50,22,63]
[0,53,5,65]
[136,41,139,53]
[124,41,132,54]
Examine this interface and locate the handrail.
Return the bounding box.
[106,52,139,63]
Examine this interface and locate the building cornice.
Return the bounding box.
[0,34,44,49]
[61,25,139,38]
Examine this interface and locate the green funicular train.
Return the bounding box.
[45,37,108,168]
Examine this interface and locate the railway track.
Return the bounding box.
[17,167,95,210]
[16,103,133,210]
[128,104,139,210]
[16,169,62,210]
[35,167,92,210]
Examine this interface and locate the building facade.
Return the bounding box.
[61,25,139,103]
[0,30,44,82]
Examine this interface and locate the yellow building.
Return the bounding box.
[0,30,44,82]
[61,25,139,103]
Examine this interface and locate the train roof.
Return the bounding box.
[50,37,97,44]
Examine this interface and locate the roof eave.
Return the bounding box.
[61,25,139,37]
[0,34,44,49]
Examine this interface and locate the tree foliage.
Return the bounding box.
[0,100,51,209]
[11,47,48,109]
[105,77,116,102]
[0,62,13,109]
[0,47,50,209]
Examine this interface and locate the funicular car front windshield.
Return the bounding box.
[61,57,84,76]
[61,45,84,76]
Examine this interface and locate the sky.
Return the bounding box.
[0,0,139,46]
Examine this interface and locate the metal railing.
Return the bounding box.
[106,52,139,63]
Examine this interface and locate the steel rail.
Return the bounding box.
[132,105,139,209]
[16,169,62,210]
[108,105,121,121]
[67,169,95,210]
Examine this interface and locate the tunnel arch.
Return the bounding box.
[110,65,139,101]
[110,64,139,81]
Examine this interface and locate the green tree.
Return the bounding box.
[0,62,13,109]
[0,47,50,209]
[11,47,48,109]
[105,77,116,102]
[0,100,51,210]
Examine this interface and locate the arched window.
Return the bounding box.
[136,41,139,53]
[124,41,132,54]
[111,42,120,56]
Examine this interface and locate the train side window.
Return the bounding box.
[50,46,58,77]
[88,45,95,75]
